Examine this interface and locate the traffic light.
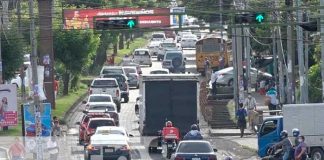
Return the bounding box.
[298,20,318,31]
[234,13,265,24]
[95,19,137,30]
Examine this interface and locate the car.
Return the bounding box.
[157,41,181,61]
[214,67,273,86]
[83,94,120,112]
[150,69,170,74]
[177,30,192,42]
[99,66,126,77]
[83,117,116,144]
[148,41,162,56]
[78,111,112,144]
[151,32,166,41]
[122,66,140,88]
[85,134,131,160]
[101,74,129,103]
[0,147,10,160]
[162,50,186,73]
[164,30,176,40]
[121,62,142,75]
[86,102,119,126]
[94,126,133,142]
[89,78,121,112]
[132,48,152,67]
[172,140,217,160]
[180,34,198,48]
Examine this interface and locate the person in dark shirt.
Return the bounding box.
[236,103,247,138]
[294,135,308,160]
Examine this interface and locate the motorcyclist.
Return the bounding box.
[273,130,293,160]
[161,121,180,143]
[183,124,203,140]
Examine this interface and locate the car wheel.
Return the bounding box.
[228,79,234,86]
[149,64,152,67]
[311,148,324,160]
[124,96,129,103]
[157,57,160,61]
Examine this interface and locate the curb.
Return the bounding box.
[208,129,255,137]
[63,92,88,123]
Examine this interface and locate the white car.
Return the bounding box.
[94,126,133,142]
[148,41,161,56]
[86,134,131,160]
[150,69,170,74]
[177,30,192,42]
[151,32,166,41]
[132,48,152,67]
[85,101,119,126]
[83,94,121,113]
[180,34,198,48]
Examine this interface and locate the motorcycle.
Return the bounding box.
[161,139,177,159]
[261,146,294,160]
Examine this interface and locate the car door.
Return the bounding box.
[257,119,281,157]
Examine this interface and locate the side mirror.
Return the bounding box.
[213,149,218,152]
[184,57,187,61]
[75,122,81,125]
[82,100,87,104]
[82,110,88,114]
[128,134,134,137]
[136,97,140,101]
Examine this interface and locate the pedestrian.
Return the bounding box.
[236,103,247,138]
[243,93,257,130]
[294,135,308,160]
[51,116,61,136]
[47,136,59,160]
[266,86,278,115]
[54,76,59,99]
[9,137,25,160]
[204,57,210,77]
[210,70,218,95]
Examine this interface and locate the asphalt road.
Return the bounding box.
[58,48,258,160]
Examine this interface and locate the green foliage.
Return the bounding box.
[1,29,26,81]
[308,63,322,103]
[250,25,272,55]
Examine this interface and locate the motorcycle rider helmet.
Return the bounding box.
[166,121,173,127]
[292,128,300,137]
[280,130,288,139]
[224,156,233,160]
[190,124,198,130]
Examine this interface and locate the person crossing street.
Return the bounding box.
[243,93,257,130]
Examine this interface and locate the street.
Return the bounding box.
[60,48,258,160]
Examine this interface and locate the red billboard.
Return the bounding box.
[63,8,170,29]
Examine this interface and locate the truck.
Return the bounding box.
[138,74,199,136]
[258,103,324,159]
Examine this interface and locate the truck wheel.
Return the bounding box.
[157,57,160,61]
[124,96,129,103]
[311,148,324,160]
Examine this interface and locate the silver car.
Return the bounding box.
[162,50,186,73]
[180,34,198,48]
[123,66,140,89]
[132,48,152,67]
[157,41,181,61]
[148,41,161,56]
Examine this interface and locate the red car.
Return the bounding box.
[83,117,116,144]
[78,112,113,144]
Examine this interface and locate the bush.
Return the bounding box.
[308,64,322,103]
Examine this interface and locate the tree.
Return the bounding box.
[54,29,99,95]
[1,29,26,81]
[308,64,322,103]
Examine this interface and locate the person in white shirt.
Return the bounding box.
[243,93,257,129]
[47,136,59,160]
[210,71,219,95]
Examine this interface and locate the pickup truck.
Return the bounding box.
[89,78,121,112]
[258,103,324,159]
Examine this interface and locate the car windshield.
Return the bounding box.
[151,71,168,74]
[124,68,137,74]
[134,50,149,56]
[162,43,176,48]
[183,35,196,39]
[89,96,111,102]
[165,52,182,60]
[102,75,125,83]
[0,149,7,158]
[89,120,114,128]
[89,105,115,111]
[152,34,164,38]
[92,80,117,87]
[177,142,213,153]
[102,68,123,74]
[97,129,125,136]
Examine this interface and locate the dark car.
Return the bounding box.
[173,140,217,160]
[102,74,129,103]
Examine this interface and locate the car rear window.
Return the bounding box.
[152,34,164,38]
[151,71,168,74]
[124,68,137,74]
[89,120,115,128]
[102,68,123,74]
[134,50,149,56]
[92,80,118,87]
[165,52,182,60]
[162,43,176,48]
[178,142,213,153]
[89,96,111,102]
[97,129,125,136]
[102,75,126,83]
[89,105,115,111]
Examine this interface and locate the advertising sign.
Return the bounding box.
[63,8,170,29]
[23,103,52,137]
[0,84,17,127]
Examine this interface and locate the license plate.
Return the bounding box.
[167,144,173,147]
[105,148,114,153]
[192,158,201,160]
[157,147,163,150]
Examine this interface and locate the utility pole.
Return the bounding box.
[220,0,224,70]
[29,0,43,159]
[296,0,305,103]
[320,0,324,102]
[0,3,2,85]
[287,5,295,104]
[304,10,309,103]
[245,28,252,93]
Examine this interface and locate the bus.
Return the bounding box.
[195,34,231,75]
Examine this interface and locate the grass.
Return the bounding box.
[0,121,23,136]
[114,36,149,64]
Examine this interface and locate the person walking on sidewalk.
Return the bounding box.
[9,137,25,160]
[266,87,278,115]
[204,57,210,77]
[210,71,218,95]
[236,103,247,138]
[244,93,257,130]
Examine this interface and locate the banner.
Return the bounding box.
[0,84,17,127]
[23,103,51,137]
[63,8,170,29]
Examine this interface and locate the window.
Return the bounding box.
[92,80,117,87]
[134,50,149,56]
[89,105,115,111]
[162,43,176,48]
[102,75,125,83]
[152,34,164,38]
[102,68,123,74]
[260,120,278,136]
[165,53,182,60]
[89,120,115,128]
[124,68,137,74]
[89,96,112,102]
[178,142,213,153]
[97,129,125,136]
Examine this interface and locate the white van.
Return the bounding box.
[132,48,152,67]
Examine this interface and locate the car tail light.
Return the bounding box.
[175,156,185,160]
[208,155,217,160]
[120,145,130,151]
[116,90,119,97]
